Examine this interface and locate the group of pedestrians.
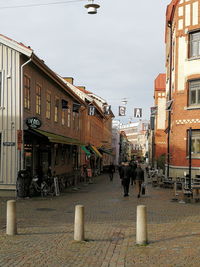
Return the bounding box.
[119,161,144,198]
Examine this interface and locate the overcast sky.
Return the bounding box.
[0,0,170,123]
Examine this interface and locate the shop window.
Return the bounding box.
[46,92,51,119]
[54,144,59,165]
[36,84,41,115]
[189,31,200,58]
[188,130,200,158]
[61,145,66,164]
[188,80,200,107]
[24,75,30,110]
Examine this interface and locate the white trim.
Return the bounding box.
[0,36,32,57]
[167,164,200,170]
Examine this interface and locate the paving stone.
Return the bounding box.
[0,173,200,266]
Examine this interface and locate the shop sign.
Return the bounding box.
[26,117,42,129]
[3,142,15,146]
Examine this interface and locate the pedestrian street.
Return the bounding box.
[1,172,200,266]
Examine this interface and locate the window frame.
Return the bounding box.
[36,83,41,115]
[54,97,59,123]
[67,105,71,128]
[24,75,31,110]
[189,30,200,59]
[46,91,51,119]
[188,79,200,107]
[187,129,200,158]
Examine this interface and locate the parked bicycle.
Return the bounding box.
[29,175,55,197]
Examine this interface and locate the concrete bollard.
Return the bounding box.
[136,205,148,245]
[74,205,84,241]
[6,200,17,235]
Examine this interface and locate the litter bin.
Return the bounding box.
[16,170,31,198]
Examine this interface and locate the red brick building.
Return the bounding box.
[153,74,167,166]
[165,0,200,178]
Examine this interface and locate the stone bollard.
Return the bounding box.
[74,205,84,241]
[6,200,17,235]
[136,205,148,245]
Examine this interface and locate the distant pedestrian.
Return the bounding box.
[108,163,115,181]
[135,164,144,198]
[120,162,131,197]
[129,161,137,185]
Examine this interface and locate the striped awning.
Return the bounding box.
[90,145,103,158]
[34,129,83,145]
[81,145,91,156]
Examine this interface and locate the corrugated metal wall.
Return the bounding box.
[0,43,20,187]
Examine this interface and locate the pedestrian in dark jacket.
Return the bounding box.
[129,161,137,185]
[120,162,131,197]
[135,164,144,198]
[108,163,115,181]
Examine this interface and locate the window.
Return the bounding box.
[72,111,76,130]
[36,84,41,115]
[54,97,59,122]
[61,110,65,125]
[24,75,30,110]
[67,106,71,127]
[188,130,200,158]
[189,80,200,106]
[189,31,200,58]
[46,92,51,119]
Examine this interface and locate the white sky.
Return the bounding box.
[0,0,170,123]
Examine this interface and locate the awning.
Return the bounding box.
[90,145,103,158]
[81,145,91,156]
[99,147,113,155]
[34,129,83,145]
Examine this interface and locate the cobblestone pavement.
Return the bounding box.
[1,173,200,266]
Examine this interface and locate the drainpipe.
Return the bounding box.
[188,127,192,191]
[19,58,32,170]
[167,21,173,179]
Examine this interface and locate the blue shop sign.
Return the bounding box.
[26,117,42,129]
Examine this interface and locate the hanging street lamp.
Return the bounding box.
[85,0,100,14]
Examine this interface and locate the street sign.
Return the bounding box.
[3,142,15,146]
[134,108,142,118]
[88,105,95,116]
[119,106,126,116]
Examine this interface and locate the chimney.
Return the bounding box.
[63,77,74,84]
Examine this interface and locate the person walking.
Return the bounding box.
[120,162,131,197]
[108,163,115,181]
[135,164,145,198]
[130,161,137,185]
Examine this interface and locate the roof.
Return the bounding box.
[165,0,179,42]
[0,34,32,57]
[0,33,86,106]
[77,86,92,94]
[166,0,179,24]
[154,74,166,91]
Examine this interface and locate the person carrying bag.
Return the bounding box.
[134,164,145,198]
